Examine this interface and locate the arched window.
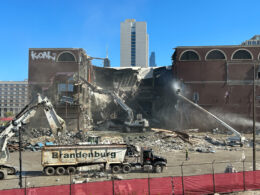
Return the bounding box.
[232,49,253,60]
[57,52,76,62]
[180,50,200,61]
[206,50,226,60]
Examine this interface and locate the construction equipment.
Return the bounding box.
[41,144,167,175]
[80,76,149,132]
[175,89,245,146]
[0,94,66,179]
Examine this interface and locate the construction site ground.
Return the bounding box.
[1,130,260,193]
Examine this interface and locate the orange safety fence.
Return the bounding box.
[71,180,113,195]
[181,174,214,195]
[244,170,260,191]
[214,172,244,193]
[1,171,260,195]
[149,177,173,194]
[0,189,24,195]
[114,178,149,194]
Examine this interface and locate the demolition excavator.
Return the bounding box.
[79,77,150,132]
[175,88,245,146]
[0,94,66,179]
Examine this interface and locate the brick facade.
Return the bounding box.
[173,46,260,132]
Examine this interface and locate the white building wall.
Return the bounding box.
[120,21,132,67]
[120,19,148,67]
[135,22,148,68]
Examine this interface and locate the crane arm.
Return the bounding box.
[176,90,244,143]
[79,76,134,123]
[0,94,66,164]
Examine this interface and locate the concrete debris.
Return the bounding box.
[7,124,246,155]
[111,175,123,180]
[73,178,89,184]
[100,136,124,144]
[195,146,216,153]
[29,136,55,146]
[204,135,225,146]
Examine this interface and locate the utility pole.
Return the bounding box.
[253,63,256,171]
[19,127,23,188]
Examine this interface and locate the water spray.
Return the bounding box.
[174,86,245,146]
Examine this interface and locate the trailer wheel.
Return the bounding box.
[0,171,5,180]
[44,167,55,176]
[56,167,66,175]
[122,164,131,174]
[155,165,163,173]
[111,165,121,174]
[66,167,76,175]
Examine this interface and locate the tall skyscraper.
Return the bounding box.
[149,51,156,67]
[120,19,149,67]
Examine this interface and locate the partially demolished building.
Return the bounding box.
[91,66,175,130]
[28,48,93,130]
[28,48,175,131]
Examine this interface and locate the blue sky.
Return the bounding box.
[0,0,259,81]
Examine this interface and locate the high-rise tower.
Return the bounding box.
[149,51,156,67]
[120,19,148,67]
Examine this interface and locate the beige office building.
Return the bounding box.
[120,19,149,67]
[0,80,28,117]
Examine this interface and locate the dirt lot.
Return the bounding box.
[1,131,260,193]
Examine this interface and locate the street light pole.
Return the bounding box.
[253,63,256,171]
[19,127,23,188]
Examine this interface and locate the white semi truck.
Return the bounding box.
[41,144,167,175]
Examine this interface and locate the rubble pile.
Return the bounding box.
[7,125,246,154]
[122,131,243,154]
[8,128,94,151]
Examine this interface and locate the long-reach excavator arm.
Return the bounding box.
[0,94,66,179]
[79,76,149,131]
[79,76,135,123]
[175,89,245,146]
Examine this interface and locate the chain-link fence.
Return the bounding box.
[0,159,259,194]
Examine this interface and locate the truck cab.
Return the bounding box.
[141,148,167,173]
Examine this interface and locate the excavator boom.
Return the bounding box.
[0,94,66,179]
[176,89,245,146]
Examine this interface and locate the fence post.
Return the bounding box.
[148,168,150,195]
[171,176,174,195]
[24,176,27,195]
[112,171,115,195]
[70,173,72,195]
[243,159,246,191]
[212,160,215,194]
[19,127,23,188]
[181,162,185,195]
